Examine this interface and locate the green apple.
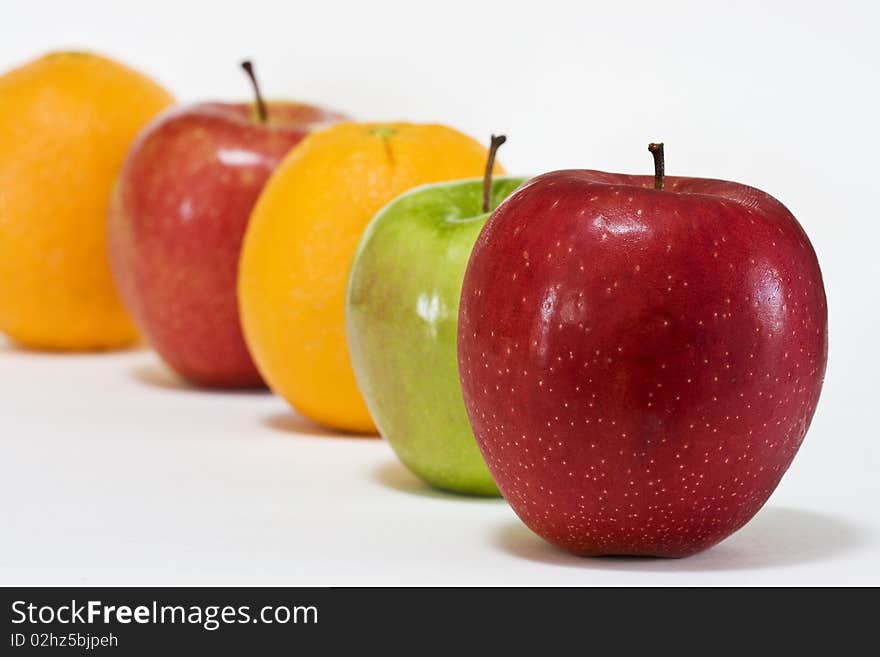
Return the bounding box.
[347,154,526,495]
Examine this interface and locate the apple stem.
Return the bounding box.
[240,60,268,123]
[648,142,665,190]
[482,134,507,213]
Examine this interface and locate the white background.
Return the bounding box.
[1,0,878,585]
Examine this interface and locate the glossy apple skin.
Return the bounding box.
[458,170,827,557]
[347,177,526,495]
[109,102,343,387]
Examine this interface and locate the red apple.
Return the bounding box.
[458,145,827,557]
[109,62,344,387]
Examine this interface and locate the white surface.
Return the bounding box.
[0,346,876,586]
[2,0,879,585]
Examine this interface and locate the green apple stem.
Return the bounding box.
[240,60,268,123]
[648,142,665,190]
[482,134,507,213]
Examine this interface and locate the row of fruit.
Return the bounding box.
[0,51,827,557]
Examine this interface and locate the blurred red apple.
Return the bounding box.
[109,62,344,387]
[458,145,828,557]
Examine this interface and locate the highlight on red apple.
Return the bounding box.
[457,143,827,558]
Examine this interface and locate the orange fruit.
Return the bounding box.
[239,122,503,433]
[0,52,174,350]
